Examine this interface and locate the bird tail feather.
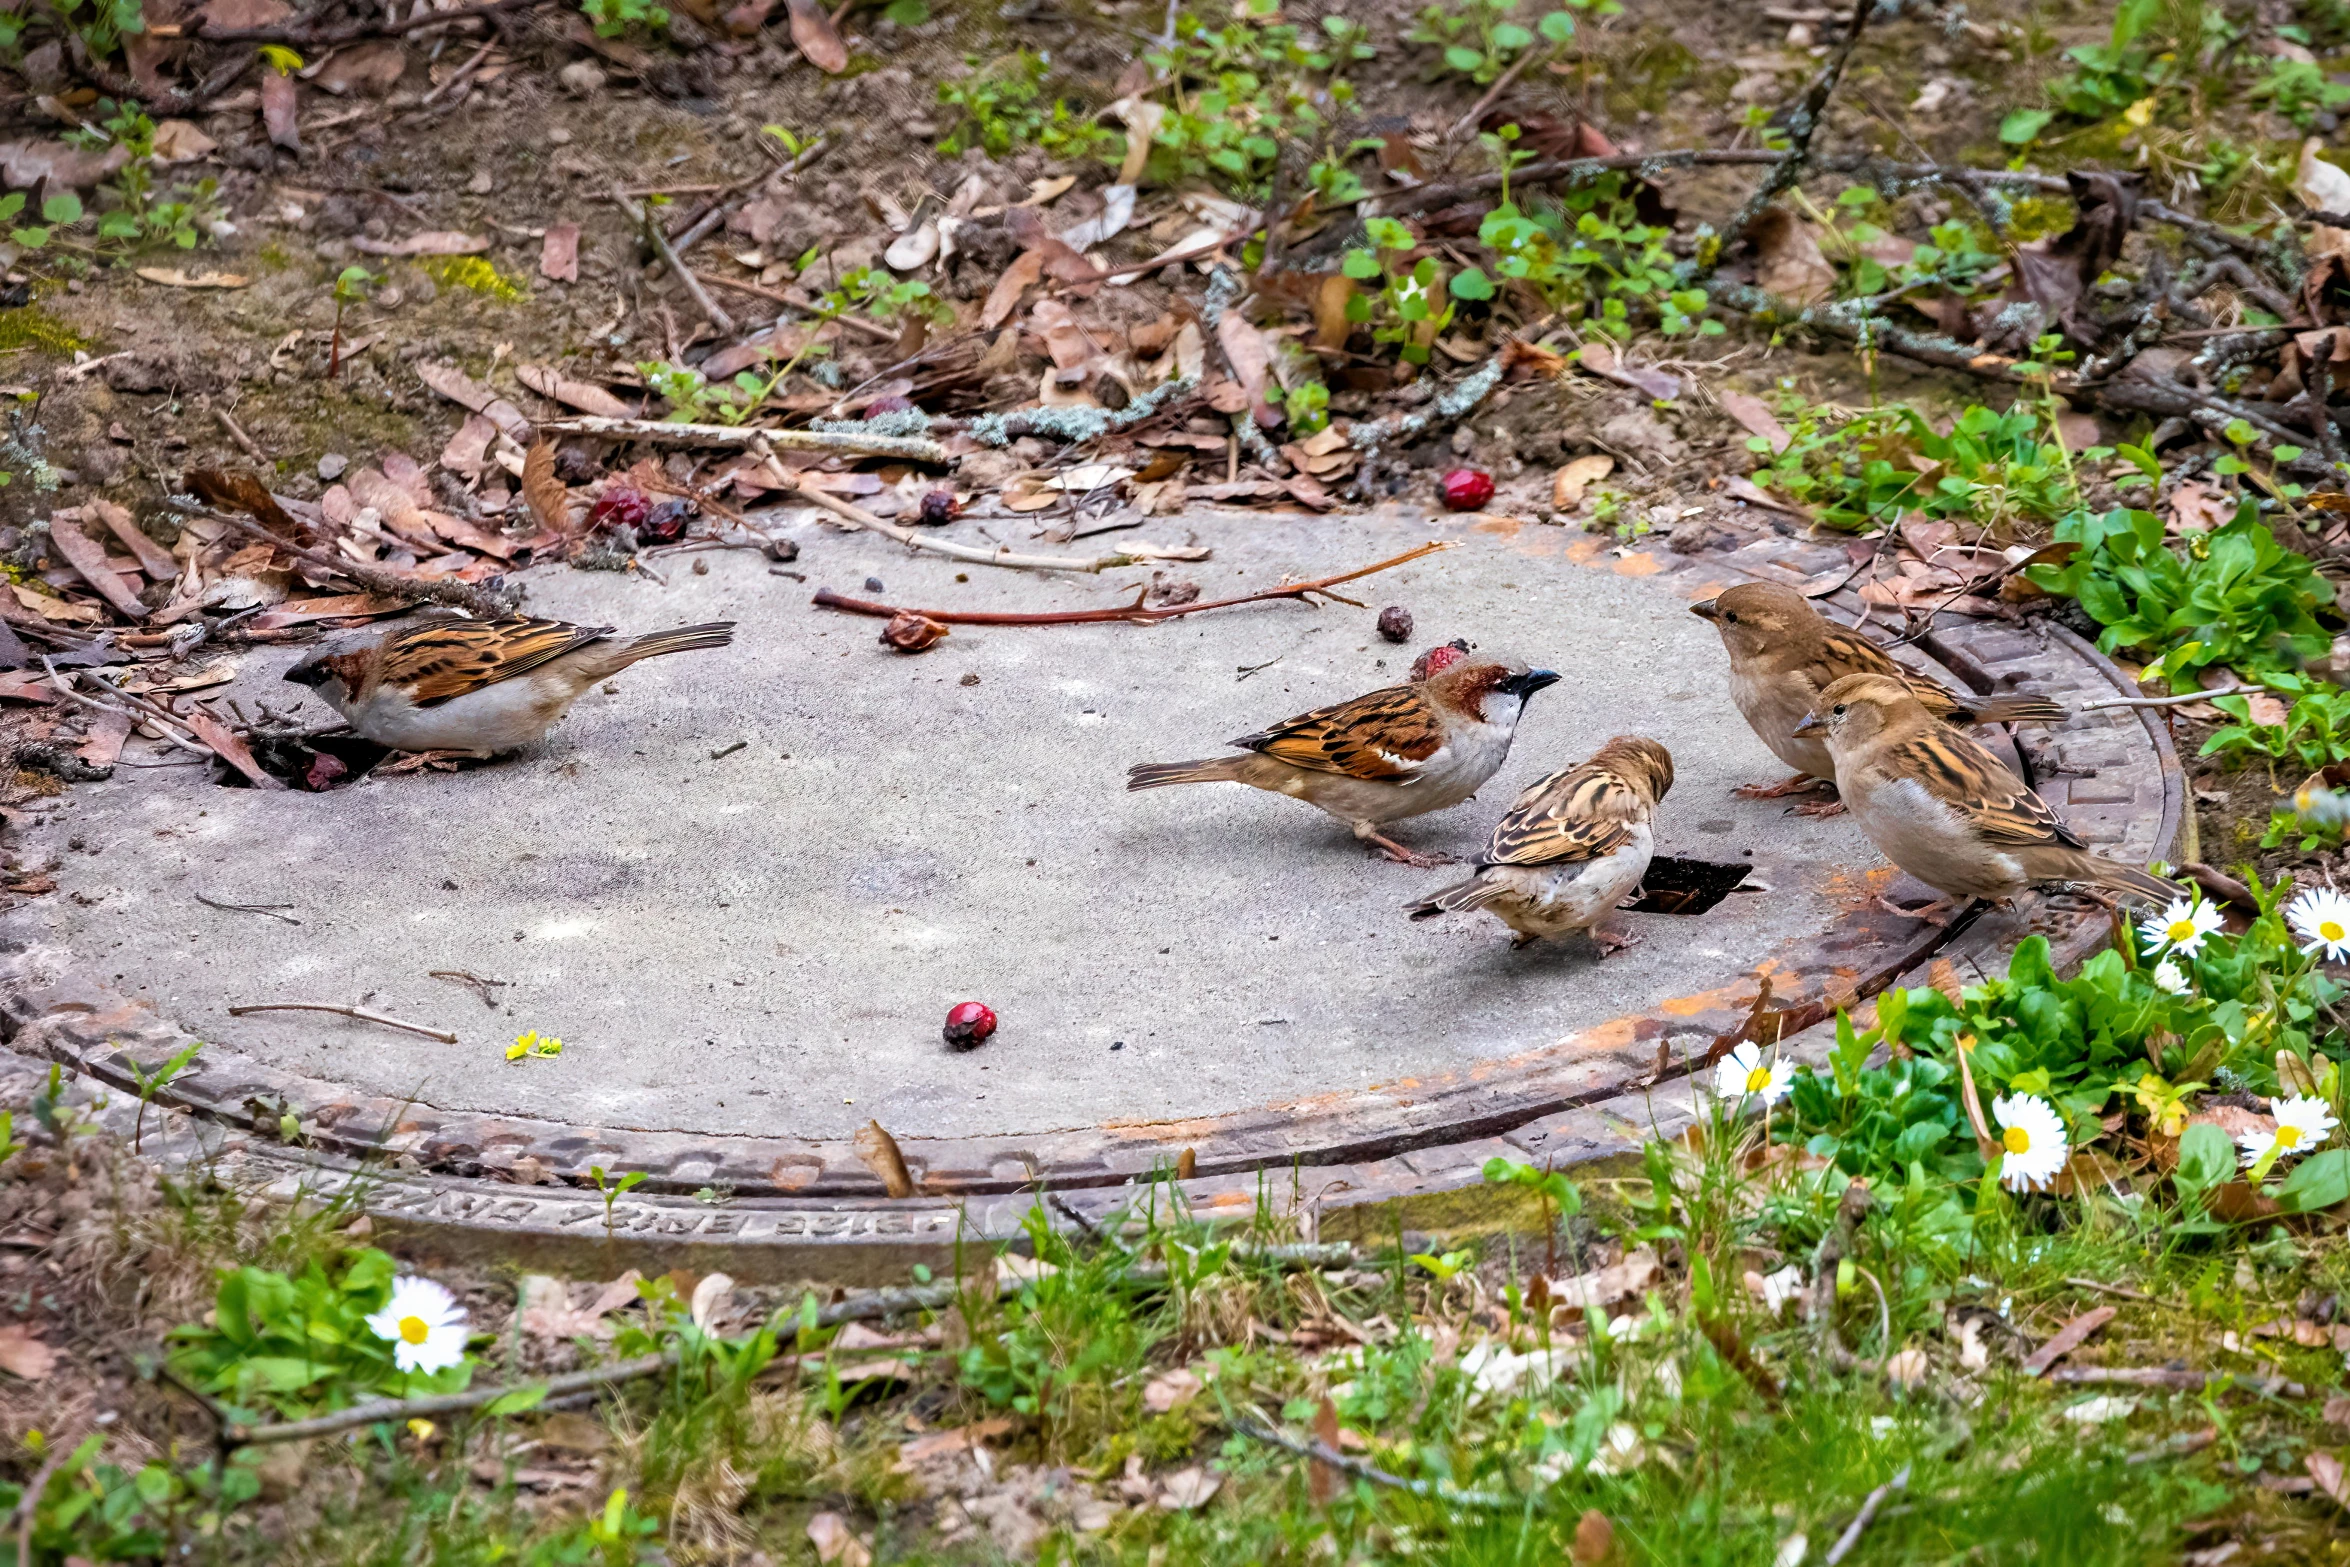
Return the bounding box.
[1956,693,2070,726]
[2092,858,2181,907]
[1406,875,1504,920]
[618,622,737,665]
[1127,757,1249,791]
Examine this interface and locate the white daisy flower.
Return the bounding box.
[2150,960,2190,995]
[2237,1094,2340,1170]
[1991,1092,2069,1192]
[2140,896,2223,959]
[365,1276,469,1374]
[2289,888,2350,962]
[1712,1041,1794,1107]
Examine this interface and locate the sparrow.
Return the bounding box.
[1407,735,1674,951]
[1795,672,2176,921]
[1127,652,1560,866]
[284,615,737,756]
[1691,581,2068,815]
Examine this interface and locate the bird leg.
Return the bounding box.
[1790,794,1848,819]
[376,749,488,775]
[1874,893,1961,927]
[1588,919,1641,957]
[1735,772,1833,801]
[1351,821,1453,868]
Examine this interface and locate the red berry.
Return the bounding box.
[944,1001,996,1051]
[638,498,692,544]
[304,751,348,791]
[1376,605,1414,643]
[1439,468,1495,511]
[917,489,961,526]
[588,484,651,532]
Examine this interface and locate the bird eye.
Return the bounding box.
[1832,704,1847,718]
[1723,612,1738,624]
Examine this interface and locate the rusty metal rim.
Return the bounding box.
[0,542,2182,1203]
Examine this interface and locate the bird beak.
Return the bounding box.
[1690,598,1721,621]
[1504,669,1561,699]
[1791,712,1825,736]
[284,660,328,688]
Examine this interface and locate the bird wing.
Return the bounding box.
[1883,729,2086,851]
[1482,761,1647,867]
[1230,683,1447,780]
[1814,625,1968,721]
[382,617,614,708]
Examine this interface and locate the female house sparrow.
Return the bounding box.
[1795,672,2175,920]
[1691,581,2067,813]
[284,615,737,756]
[1407,735,1674,952]
[1127,653,1560,866]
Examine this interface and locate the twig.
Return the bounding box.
[1232,1419,1515,1508]
[2077,683,2260,711]
[612,188,735,338]
[1823,1465,1910,1566]
[1448,47,1540,145]
[226,1003,459,1044]
[535,415,944,463]
[2049,1366,2310,1397]
[810,541,1458,625]
[686,274,901,341]
[194,892,299,925]
[210,402,270,463]
[191,0,537,43]
[12,1437,74,1567]
[775,468,1142,573]
[202,511,517,618]
[428,970,509,1007]
[2064,1276,2158,1305]
[416,32,501,107]
[2312,332,2346,468]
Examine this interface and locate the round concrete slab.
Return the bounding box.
[0,510,2177,1207]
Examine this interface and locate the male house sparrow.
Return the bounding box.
[1407,735,1674,952]
[285,615,737,756]
[1795,672,2175,920]
[1127,652,1559,866]
[1691,581,2067,813]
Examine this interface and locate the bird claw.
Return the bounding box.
[377,749,484,775]
[1874,893,1956,927]
[1790,798,1848,819]
[1355,826,1451,867]
[1590,923,1640,956]
[1735,773,1833,801]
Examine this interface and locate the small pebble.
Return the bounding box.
[317,453,348,481]
[960,672,980,686]
[864,576,885,593]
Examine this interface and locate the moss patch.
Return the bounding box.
[0,307,88,357]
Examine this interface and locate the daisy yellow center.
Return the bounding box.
[1745,1066,1772,1093]
[2278,1123,2303,1149]
[2003,1126,2032,1155]
[399,1315,430,1345]
[2323,921,2345,943]
[2166,920,2197,942]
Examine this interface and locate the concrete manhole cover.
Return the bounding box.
[0,509,2178,1226]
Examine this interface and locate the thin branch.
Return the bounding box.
[612,188,735,338]
[2076,683,2260,711]
[810,541,1458,626]
[189,0,538,43]
[1719,0,1877,249]
[1447,47,1540,145]
[2049,1366,2310,1397]
[686,273,901,341]
[1823,1465,1910,1566]
[774,469,1147,574]
[1231,1419,1516,1508]
[194,893,300,926]
[202,511,517,618]
[226,1003,458,1044]
[535,416,945,463]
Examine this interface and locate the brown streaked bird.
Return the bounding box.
[285,615,737,757]
[1407,735,1674,951]
[1126,653,1560,866]
[1794,672,2175,922]
[1691,580,2068,815]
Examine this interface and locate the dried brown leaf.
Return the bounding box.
[517,365,634,419]
[0,1323,56,1382]
[1552,454,1614,511]
[853,1119,919,1197]
[1747,207,1835,307]
[981,249,1046,331]
[261,70,300,151]
[540,222,580,283]
[521,441,569,534]
[187,468,300,537]
[784,0,847,71]
[351,230,489,258]
[1571,1511,1615,1566]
